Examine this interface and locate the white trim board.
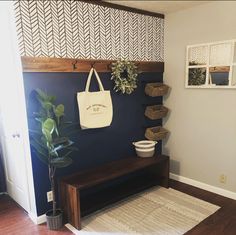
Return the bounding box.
[29,212,46,225]
[0,192,7,195]
[170,173,236,200]
[65,224,80,235]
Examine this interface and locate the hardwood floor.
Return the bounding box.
[1,180,236,234]
[170,180,236,235]
[0,194,71,235]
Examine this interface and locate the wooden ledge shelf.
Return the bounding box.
[21,56,164,73]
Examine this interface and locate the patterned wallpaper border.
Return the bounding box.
[14,1,164,62]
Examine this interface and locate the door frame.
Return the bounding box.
[0,1,38,223]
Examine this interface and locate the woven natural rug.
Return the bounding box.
[66,186,220,235]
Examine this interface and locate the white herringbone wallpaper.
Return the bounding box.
[14,1,164,62]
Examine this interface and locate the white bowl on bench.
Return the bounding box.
[133,140,157,157]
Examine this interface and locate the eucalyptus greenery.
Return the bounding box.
[111,59,138,94]
[29,89,78,216]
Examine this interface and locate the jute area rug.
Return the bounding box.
[66,186,220,235]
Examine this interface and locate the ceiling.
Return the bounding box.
[105,1,211,14]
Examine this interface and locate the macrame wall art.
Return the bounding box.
[14,1,164,62]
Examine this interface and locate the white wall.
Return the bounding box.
[164,1,236,192]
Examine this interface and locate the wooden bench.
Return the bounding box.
[59,155,169,230]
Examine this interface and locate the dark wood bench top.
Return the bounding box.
[61,155,169,189]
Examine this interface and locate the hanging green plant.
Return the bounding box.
[111,59,138,94]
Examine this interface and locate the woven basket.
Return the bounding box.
[145,105,168,120]
[145,126,168,141]
[145,83,169,97]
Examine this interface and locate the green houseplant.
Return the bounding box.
[29,89,78,230]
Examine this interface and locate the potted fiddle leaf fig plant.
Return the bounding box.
[29,89,78,230]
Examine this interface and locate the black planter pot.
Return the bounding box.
[46,209,63,230]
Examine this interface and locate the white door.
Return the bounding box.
[0,124,29,211]
[0,2,35,213]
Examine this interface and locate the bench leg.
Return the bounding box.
[149,158,169,188]
[159,158,169,188]
[67,185,81,230]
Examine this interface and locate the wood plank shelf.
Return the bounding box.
[59,155,169,230]
[21,56,164,73]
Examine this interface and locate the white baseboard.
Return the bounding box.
[170,173,236,200]
[36,214,46,224]
[65,223,80,234]
[28,212,37,224]
[0,192,7,195]
[29,212,46,224]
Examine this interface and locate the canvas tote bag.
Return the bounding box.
[77,68,113,129]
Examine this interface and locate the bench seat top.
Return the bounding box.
[61,155,169,189]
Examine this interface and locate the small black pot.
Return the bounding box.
[46,209,63,230]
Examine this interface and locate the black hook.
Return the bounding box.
[107,63,112,70]
[72,60,78,70]
[91,62,96,68]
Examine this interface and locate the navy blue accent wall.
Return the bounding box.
[23,71,163,216]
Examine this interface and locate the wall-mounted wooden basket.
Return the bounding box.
[145,105,168,120]
[145,83,169,97]
[145,126,169,141]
